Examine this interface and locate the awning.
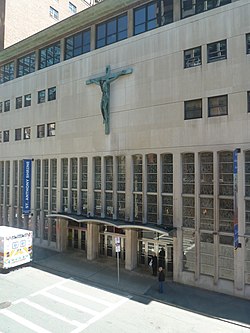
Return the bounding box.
[47,212,175,236]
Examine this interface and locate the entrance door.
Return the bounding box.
[99,233,125,261]
[68,227,87,251]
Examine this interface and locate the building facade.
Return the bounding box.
[0,0,250,299]
[0,0,98,50]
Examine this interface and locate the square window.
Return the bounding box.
[248,92,250,113]
[184,99,202,119]
[47,123,56,136]
[24,94,31,107]
[23,127,31,139]
[208,95,228,117]
[246,34,250,54]
[0,102,2,113]
[37,124,45,138]
[48,87,56,101]
[3,130,9,142]
[207,40,227,63]
[184,47,202,68]
[38,90,46,104]
[16,96,22,109]
[49,6,59,20]
[69,2,77,13]
[15,128,22,141]
[4,100,10,112]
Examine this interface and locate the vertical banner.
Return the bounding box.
[23,159,32,214]
[233,148,240,250]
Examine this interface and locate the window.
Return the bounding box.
[208,95,228,117]
[15,128,22,141]
[0,62,14,84]
[23,127,31,139]
[39,42,61,69]
[184,47,201,68]
[37,124,45,138]
[181,0,231,19]
[134,0,173,35]
[49,6,59,20]
[96,14,127,49]
[207,40,227,63]
[3,130,9,142]
[16,96,22,109]
[38,90,46,104]
[24,94,31,107]
[17,52,36,78]
[48,87,56,101]
[47,123,56,136]
[184,99,202,120]
[0,102,2,113]
[64,29,91,60]
[248,92,250,113]
[4,100,10,112]
[69,2,77,13]
[247,34,250,54]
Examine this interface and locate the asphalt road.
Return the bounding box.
[0,265,249,333]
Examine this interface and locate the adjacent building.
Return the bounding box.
[0,0,250,299]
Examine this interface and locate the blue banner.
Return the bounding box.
[23,159,32,214]
[233,148,240,249]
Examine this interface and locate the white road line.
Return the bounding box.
[40,291,99,316]
[0,309,52,333]
[56,285,113,307]
[30,279,66,297]
[70,296,130,333]
[13,298,82,328]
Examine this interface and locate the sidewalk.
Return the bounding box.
[32,247,250,329]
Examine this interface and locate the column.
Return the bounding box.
[173,0,181,22]
[125,229,137,270]
[87,223,99,260]
[57,218,68,252]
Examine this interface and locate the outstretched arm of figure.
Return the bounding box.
[108,68,133,83]
[86,78,101,85]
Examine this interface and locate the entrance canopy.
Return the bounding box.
[47,212,175,236]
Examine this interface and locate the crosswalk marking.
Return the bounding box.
[56,284,113,307]
[1,309,52,333]
[40,290,99,316]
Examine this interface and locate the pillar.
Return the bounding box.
[87,223,99,260]
[125,229,137,271]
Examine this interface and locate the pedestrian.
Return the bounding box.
[158,247,165,269]
[152,253,158,276]
[158,266,165,293]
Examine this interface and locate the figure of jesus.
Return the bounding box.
[86,65,133,134]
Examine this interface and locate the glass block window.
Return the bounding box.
[65,29,90,60]
[96,14,127,49]
[117,156,126,191]
[207,40,227,63]
[0,62,14,84]
[17,52,36,78]
[147,154,157,193]
[219,151,233,196]
[184,99,202,120]
[16,96,22,109]
[37,124,45,138]
[147,194,157,223]
[208,95,228,117]
[81,191,87,215]
[200,197,214,230]
[80,157,88,190]
[38,90,46,104]
[39,42,61,69]
[162,195,173,227]
[62,158,68,189]
[105,156,113,191]
[219,198,234,232]
[15,128,22,141]
[133,155,143,192]
[94,157,101,190]
[182,153,195,194]
[51,159,57,189]
[245,151,250,234]
[24,94,31,107]
[71,158,78,189]
[162,154,173,194]
[219,235,234,280]
[200,152,213,195]
[48,87,56,101]
[134,193,143,223]
[182,229,195,272]
[71,190,78,213]
[183,197,195,228]
[51,219,57,242]
[184,46,201,68]
[200,233,214,277]
[62,189,68,213]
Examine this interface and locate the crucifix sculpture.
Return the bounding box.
[86,65,133,134]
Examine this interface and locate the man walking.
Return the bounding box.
[158,266,165,293]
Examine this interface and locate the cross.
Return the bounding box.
[86,65,133,135]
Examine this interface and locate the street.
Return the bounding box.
[0,265,249,333]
